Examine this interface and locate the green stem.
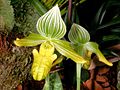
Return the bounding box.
[76,63,82,90]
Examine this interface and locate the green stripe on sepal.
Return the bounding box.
[36,5,66,39]
[85,42,113,66]
[52,40,86,64]
[68,23,90,44]
[14,33,46,46]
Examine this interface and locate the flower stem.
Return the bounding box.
[76,63,82,90]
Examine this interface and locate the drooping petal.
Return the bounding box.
[52,40,86,64]
[85,42,113,66]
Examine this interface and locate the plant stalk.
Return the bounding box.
[76,63,82,90]
[68,0,72,24]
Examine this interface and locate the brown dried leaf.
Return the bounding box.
[98,67,110,75]
[83,79,92,90]
[101,82,110,88]
[83,80,104,90]
[103,87,111,90]
[108,44,120,50]
[94,81,103,90]
[96,75,108,83]
[17,84,22,90]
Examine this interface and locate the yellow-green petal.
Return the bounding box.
[14,33,46,46]
[52,40,86,64]
[85,42,113,66]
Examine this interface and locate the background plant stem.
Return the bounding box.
[76,63,82,90]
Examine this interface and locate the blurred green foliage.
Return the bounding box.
[11,0,40,35]
[0,0,14,33]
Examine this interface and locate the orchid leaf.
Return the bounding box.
[37,5,66,39]
[31,41,57,81]
[52,72,63,90]
[43,72,63,90]
[68,23,90,44]
[14,33,46,46]
[43,75,50,90]
[52,40,86,64]
[85,42,113,66]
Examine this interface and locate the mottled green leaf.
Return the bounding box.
[52,72,63,90]
[14,33,46,46]
[52,40,86,63]
[68,23,90,44]
[43,75,50,90]
[85,42,113,66]
[43,72,63,90]
[37,5,66,39]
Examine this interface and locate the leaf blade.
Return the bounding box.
[43,72,63,90]
[28,0,47,16]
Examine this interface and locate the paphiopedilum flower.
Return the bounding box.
[68,23,113,90]
[68,23,113,67]
[14,5,86,81]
